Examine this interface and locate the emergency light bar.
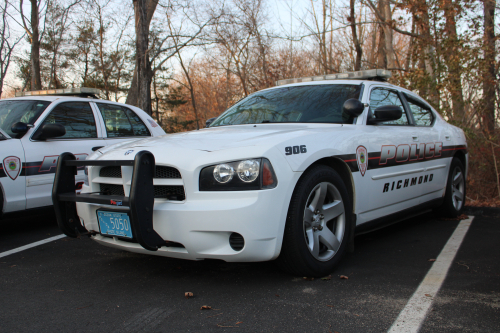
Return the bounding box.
[276,69,391,86]
[15,87,102,98]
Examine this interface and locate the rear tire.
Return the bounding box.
[437,157,466,218]
[277,165,353,277]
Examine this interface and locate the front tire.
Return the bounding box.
[277,165,353,277]
[438,157,466,217]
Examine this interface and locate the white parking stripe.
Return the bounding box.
[388,216,474,333]
[0,234,66,258]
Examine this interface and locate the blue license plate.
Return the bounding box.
[97,211,133,238]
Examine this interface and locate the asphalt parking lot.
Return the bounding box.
[1,208,499,332]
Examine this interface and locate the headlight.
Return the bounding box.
[200,158,277,191]
[84,166,89,186]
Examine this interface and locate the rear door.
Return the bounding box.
[23,101,105,209]
[402,93,448,202]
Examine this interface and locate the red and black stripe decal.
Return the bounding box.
[338,145,467,172]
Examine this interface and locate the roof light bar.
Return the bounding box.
[276,69,391,86]
[15,87,102,98]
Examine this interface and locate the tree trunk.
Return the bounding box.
[126,0,158,107]
[380,0,396,69]
[30,0,41,90]
[133,0,152,115]
[443,0,464,121]
[483,0,496,135]
[350,0,362,71]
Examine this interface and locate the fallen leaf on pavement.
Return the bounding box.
[340,275,348,279]
[235,322,243,325]
[201,305,212,310]
[185,292,194,299]
[303,277,314,281]
[326,305,334,308]
[428,259,436,262]
[321,275,332,280]
[275,294,279,297]
[425,294,432,297]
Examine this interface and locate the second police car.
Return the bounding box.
[53,70,467,277]
[0,88,165,219]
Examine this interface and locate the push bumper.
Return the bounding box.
[52,151,165,251]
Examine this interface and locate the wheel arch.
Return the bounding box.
[301,156,356,213]
[454,150,467,174]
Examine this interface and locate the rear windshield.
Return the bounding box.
[0,100,50,137]
[210,84,361,127]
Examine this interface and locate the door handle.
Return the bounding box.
[445,135,451,141]
[92,146,104,151]
[412,136,418,142]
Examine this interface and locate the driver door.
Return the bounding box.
[355,86,423,223]
[23,101,105,209]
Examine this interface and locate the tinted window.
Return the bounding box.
[369,88,408,125]
[210,84,362,126]
[124,108,150,136]
[39,102,97,138]
[405,97,433,126]
[97,103,150,137]
[0,100,50,137]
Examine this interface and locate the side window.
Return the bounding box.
[369,88,408,125]
[40,102,97,138]
[124,108,150,136]
[406,97,433,126]
[97,103,150,138]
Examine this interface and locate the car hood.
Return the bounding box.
[113,123,343,153]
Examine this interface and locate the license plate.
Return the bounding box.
[97,211,133,238]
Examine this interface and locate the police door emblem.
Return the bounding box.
[3,156,21,180]
[356,146,368,177]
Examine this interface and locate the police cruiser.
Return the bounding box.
[53,70,467,277]
[0,88,165,219]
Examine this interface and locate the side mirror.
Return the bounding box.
[342,99,365,117]
[368,105,403,124]
[205,117,217,128]
[11,122,32,134]
[32,123,66,141]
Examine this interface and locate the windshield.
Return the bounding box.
[0,100,51,137]
[210,84,362,127]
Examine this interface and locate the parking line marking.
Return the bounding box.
[0,234,66,258]
[387,216,474,333]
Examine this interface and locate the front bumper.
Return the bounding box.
[53,151,297,262]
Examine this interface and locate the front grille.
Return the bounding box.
[155,166,181,179]
[100,166,122,178]
[154,185,185,201]
[95,165,184,201]
[100,183,125,196]
[229,233,244,251]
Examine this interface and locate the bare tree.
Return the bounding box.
[0,0,23,96]
[126,0,158,109]
[349,0,362,70]
[19,0,45,90]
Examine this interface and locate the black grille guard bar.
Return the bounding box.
[52,151,166,251]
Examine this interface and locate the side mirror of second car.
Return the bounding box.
[11,122,32,134]
[342,99,365,117]
[31,123,66,141]
[205,117,217,128]
[368,105,403,124]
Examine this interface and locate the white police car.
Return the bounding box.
[0,88,165,218]
[53,71,467,277]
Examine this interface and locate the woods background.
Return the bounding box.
[0,0,498,205]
